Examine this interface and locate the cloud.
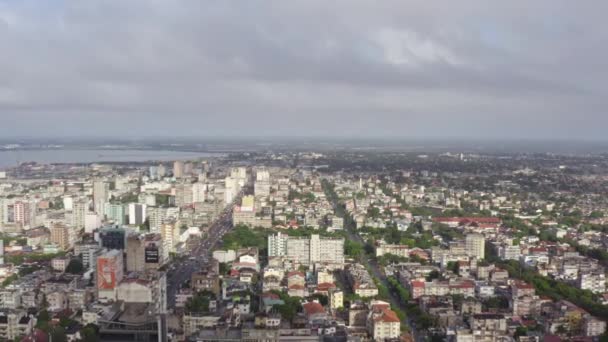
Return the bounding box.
[0,0,606,139]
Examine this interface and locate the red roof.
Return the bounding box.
[411,280,425,288]
[409,250,429,259]
[303,302,325,316]
[450,281,475,289]
[375,308,401,323]
[316,282,336,291]
[433,217,501,224]
[530,247,548,253]
[262,292,280,300]
[21,329,48,342]
[514,281,534,290]
[287,271,305,278]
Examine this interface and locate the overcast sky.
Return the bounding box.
[1,1,607,140]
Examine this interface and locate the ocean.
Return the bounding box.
[0,149,222,168]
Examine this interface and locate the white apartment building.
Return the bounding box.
[498,244,521,261]
[175,183,194,207]
[271,234,345,267]
[148,206,179,232]
[161,221,181,255]
[0,311,35,341]
[465,234,485,260]
[128,203,147,225]
[268,232,289,257]
[93,181,109,215]
[192,182,207,203]
[578,272,606,294]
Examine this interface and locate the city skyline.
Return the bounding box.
[1,1,607,139]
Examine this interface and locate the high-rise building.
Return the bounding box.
[192,182,207,203]
[99,226,126,250]
[126,234,145,273]
[71,199,87,229]
[230,167,247,184]
[465,234,485,260]
[184,162,193,176]
[0,240,4,265]
[149,166,159,180]
[13,201,32,227]
[105,203,126,225]
[160,220,180,256]
[173,161,184,178]
[96,249,124,303]
[143,234,165,270]
[254,169,271,198]
[270,233,345,267]
[125,233,166,272]
[50,223,70,251]
[74,242,102,270]
[0,198,6,224]
[93,181,109,214]
[175,183,193,207]
[268,232,288,257]
[311,234,344,264]
[157,164,167,178]
[85,212,102,234]
[147,206,179,232]
[63,196,74,211]
[224,177,239,204]
[128,203,147,225]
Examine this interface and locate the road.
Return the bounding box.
[323,182,422,341]
[165,195,242,309]
[343,227,422,341]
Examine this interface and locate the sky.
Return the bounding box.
[0,0,607,140]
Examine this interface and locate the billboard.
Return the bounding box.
[145,246,160,263]
[97,257,118,290]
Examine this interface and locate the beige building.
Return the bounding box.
[376,243,410,258]
[161,220,181,256]
[126,233,166,272]
[328,289,343,310]
[367,302,401,341]
[126,234,145,273]
[0,311,35,340]
[116,273,167,314]
[50,223,70,251]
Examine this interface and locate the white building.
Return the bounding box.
[269,233,345,267]
[93,181,109,215]
[85,212,102,233]
[148,206,179,233]
[498,244,520,261]
[578,272,606,294]
[192,182,207,203]
[465,234,485,260]
[268,233,288,257]
[128,203,147,225]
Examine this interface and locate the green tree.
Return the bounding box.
[185,291,214,314]
[446,261,459,274]
[50,326,67,342]
[80,324,100,342]
[276,295,302,321]
[426,270,440,281]
[65,259,84,274]
[310,293,329,306]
